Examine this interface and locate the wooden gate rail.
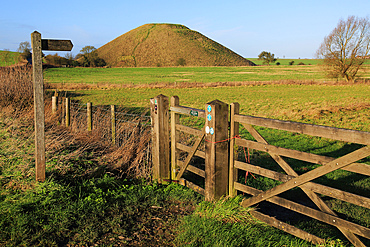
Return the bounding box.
[170,96,206,195]
[229,102,370,246]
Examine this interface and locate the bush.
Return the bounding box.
[298,62,305,65]
[176,58,186,66]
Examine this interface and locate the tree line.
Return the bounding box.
[16,42,106,67]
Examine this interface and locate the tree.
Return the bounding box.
[316,16,370,82]
[17,41,32,61]
[78,46,106,67]
[258,51,277,65]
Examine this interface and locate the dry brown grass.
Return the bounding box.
[0,65,152,182]
[0,64,33,109]
[97,23,255,67]
[47,78,370,92]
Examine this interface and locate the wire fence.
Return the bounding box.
[51,96,153,178]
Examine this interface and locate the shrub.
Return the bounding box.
[298,62,305,65]
[176,58,186,66]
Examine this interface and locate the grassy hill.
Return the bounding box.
[0,50,20,66]
[97,23,255,67]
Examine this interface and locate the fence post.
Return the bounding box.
[31,31,45,182]
[87,102,92,131]
[52,96,58,114]
[205,100,229,201]
[65,98,70,127]
[111,105,116,145]
[150,94,170,182]
[171,96,180,181]
[229,102,239,196]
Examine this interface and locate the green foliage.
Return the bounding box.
[258,51,277,65]
[78,46,106,67]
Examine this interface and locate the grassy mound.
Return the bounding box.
[97,23,255,67]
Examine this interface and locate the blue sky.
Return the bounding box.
[1,0,369,58]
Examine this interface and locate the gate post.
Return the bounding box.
[205,100,229,201]
[150,94,170,182]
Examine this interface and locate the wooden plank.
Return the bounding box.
[250,210,325,245]
[178,160,205,177]
[177,144,205,158]
[236,182,370,241]
[235,138,370,176]
[235,161,293,182]
[31,31,46,182]
[170,105,205,118]
[236,160,370,209]
[176,127,205,180]
[229,103,239,196]
[177,143,206,159]
[235,114,370,145]
[176,124,203,136]
[171,96,180,180]
[41,39,73,51]
[241,146,370,208]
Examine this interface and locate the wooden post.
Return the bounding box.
[87,102,92,131]
[61,97,65,125]
[150,94,170,182]
[52,96,58,114]
[204,100,229,201]
[65,98,70,127]
[31,31,45,182]
[229,103,240,196]
[171,96,180,180]
[111,105,116,145]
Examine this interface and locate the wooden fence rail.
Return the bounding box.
[151,94,370,246]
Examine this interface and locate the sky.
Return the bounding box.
[1,0,369,59]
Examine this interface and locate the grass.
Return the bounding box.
[0,50,20,66]
[43,64,370,88]
[2,64,370,246]
[1,110,339,247]
[68,84,370,132]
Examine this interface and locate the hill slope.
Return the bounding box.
[97,23,255,67]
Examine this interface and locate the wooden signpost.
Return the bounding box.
[31,31,73,182]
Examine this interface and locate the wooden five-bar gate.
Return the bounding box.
[150,94,370,246]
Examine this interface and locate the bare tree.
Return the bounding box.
[316,16,370,82]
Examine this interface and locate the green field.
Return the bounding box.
[0,50,20,66]
[44,63,370,86]
[68,84,370,132]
